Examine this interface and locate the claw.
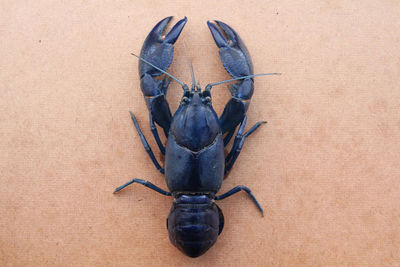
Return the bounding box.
[137,17,187,138]
[207,21,254,137]
[148,16,173,42]
[207,21,230,48]
[207,20,253,78]
[213,21,238,45]
[164,17,188,44]
[140,16,187,77]
[147,16,187,44]
[207,20,255,136]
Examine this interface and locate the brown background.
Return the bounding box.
[1,0,399,266]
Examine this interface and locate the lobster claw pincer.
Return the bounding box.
[139,16,187,78]
[139,16,187,137]
[207,21,255,139]
[207,20,253,79]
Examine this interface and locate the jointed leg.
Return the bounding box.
[225,116,247,162]
[149,113,165,155]
[129,111,165,174]
[223,129,235,147]
[225,117,266,174]
[114,178,171,196]
[215,185,263,216]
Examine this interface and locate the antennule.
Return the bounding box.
[189,61,196,90]
[131,53,187,89]
[205,73,281,90]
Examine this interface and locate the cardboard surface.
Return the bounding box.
[1,1,399,266]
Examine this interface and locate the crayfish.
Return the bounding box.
[114,17,279,257]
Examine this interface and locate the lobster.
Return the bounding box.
[114,16,279,257]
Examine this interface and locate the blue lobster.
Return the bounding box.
[114,17,279,257]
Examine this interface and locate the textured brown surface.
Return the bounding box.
[1,1,400,266]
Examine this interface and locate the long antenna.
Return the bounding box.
[205,73,281,90]
[131,53,186,88]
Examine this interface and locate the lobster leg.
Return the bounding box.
[223,130,235,146]
[225,116,266,174]
[139,16,187,138]
[215,185,264,216]
[149,113,165,155]
[114,178,171,196]
[207,21,255,142]
[130,112,165,174]
[225,115,248,163]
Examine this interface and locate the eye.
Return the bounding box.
[204,96,211,104]
[182,96,189,103]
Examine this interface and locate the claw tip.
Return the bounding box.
[207,20,216,26]
[163,15,173,21]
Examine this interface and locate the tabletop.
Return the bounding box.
[0,1,399,266]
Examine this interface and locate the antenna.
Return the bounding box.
[182,39,196,88]
[131,53,188,90]
[205,73,281,90]
[189,61,197,90]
